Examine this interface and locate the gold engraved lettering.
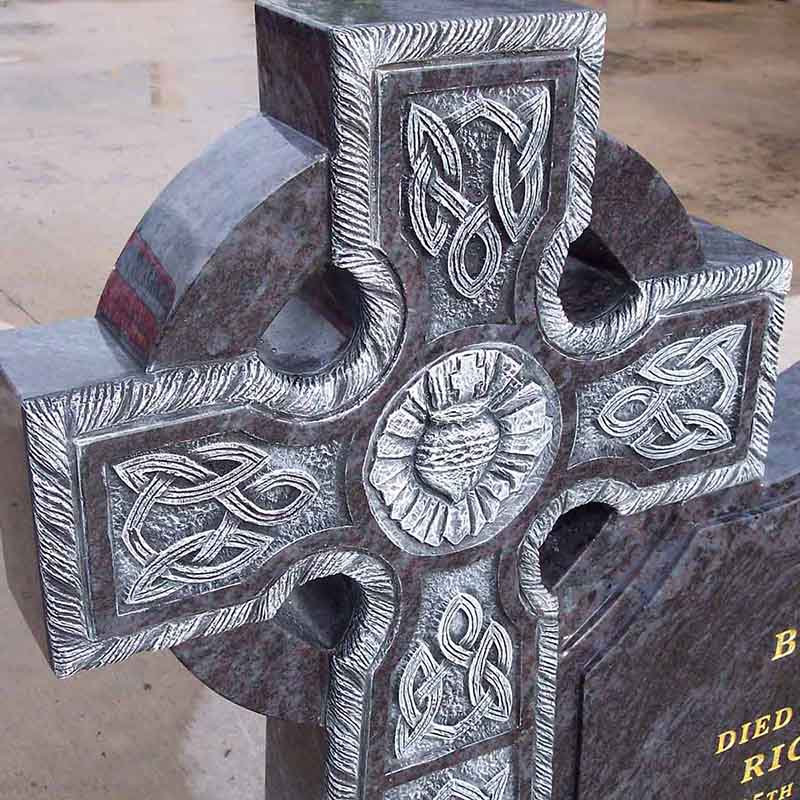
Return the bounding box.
[773,629,798,662]
[744,722,754,745]
[742,738,800,784]
[770,744,787,772]
[756,715,775,740]
[717,709,795,755]
[747,782,796,800]
[777,708,795,733]
[789,737,800,762]
[743,754,767,784]
[716,630,798,790]
[719,729,738,755]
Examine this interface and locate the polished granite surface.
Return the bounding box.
[257,0,585,26]
[0,0,798,798]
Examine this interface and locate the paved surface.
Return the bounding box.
[0,0,798,797]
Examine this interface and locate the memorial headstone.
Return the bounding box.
[0,1,795,799]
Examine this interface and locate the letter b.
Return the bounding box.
[774,629,798,662]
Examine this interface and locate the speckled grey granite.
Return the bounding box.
[766,362,800,484]
[96,114,329,368]
[570,131,705,282]
[0,2,795,799]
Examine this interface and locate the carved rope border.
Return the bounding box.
[23,207,788,788]
[326,8,606,404]
[25,379,399,679]
[49,12,607,427]
[537,247,792,359]
[517,289,786,799]
[328,12,793,369]
[215,9,611,420]
[22,8,608,676]
[31,408,396,699]
[21,13,790,782]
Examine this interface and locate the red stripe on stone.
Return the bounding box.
[126,230,176,312]
[98,271,160,359]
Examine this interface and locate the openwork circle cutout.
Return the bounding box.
[365,343,561,555]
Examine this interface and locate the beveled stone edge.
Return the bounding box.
[516,287,785,798]
[325,7,606,417]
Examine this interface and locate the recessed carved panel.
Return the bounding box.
[2,6,796,800]
[105,432,345,614]
[385,747,514,800]
[406,87,551,301]
[366,343,561,555]
[385,61,572,342]
[571,324,750,467]
[388,557,519,770]
[395,592,514,758]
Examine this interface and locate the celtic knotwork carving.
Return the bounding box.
[368,345,558,552]
[395,593,514,758]
[114,439,319,604]
[406,88,551,299]
[433,766,510,800]
[597,325,746,460]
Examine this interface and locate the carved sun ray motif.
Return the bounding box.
[370,348,553,548]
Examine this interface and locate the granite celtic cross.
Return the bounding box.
[0,1,792,799]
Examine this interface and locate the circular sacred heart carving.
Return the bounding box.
[365,343,561,555]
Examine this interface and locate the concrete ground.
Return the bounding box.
[0,0,798,798]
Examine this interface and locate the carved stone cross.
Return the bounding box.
[0,1,792,799]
